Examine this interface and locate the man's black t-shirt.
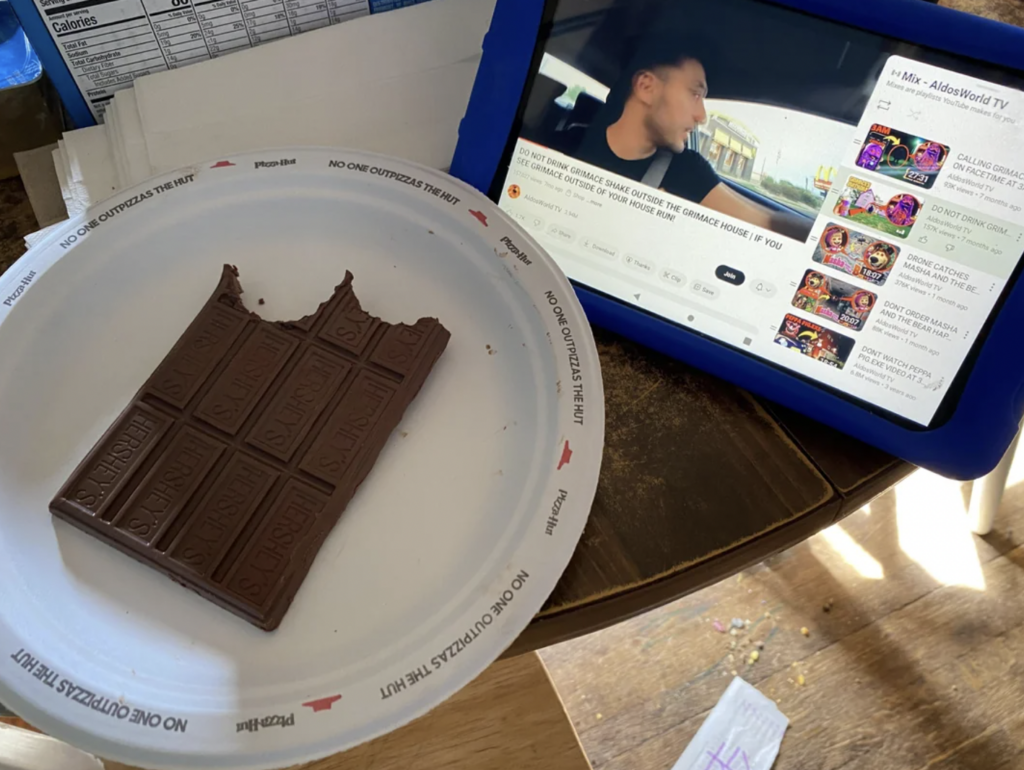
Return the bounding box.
[575,127,720,204]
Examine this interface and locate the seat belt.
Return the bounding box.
[640,149,673,188]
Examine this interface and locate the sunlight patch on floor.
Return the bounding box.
[814,523,885,580]
[895,470,985,590]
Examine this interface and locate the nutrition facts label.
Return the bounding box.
[34,0,371,119]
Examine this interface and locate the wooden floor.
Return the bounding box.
[541,460,1024,770]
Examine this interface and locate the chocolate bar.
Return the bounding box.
[50,266,450,630]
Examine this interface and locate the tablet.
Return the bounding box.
[452,0,1024,479]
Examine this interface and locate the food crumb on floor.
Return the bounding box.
[731,618,745,629]
[801,627,810,637]
[748,650,760,664]
[712,619,726,633]
[823,599,834,613]
[797,674,806,686]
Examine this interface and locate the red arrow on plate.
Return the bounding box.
[469,209,488,227]
[302,695,342,713]
[557,440,572,470]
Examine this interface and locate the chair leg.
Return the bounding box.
[968,430,1022,535]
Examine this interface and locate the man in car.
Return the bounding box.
[576,40,813,242]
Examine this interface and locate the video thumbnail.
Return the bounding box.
[855,124,949,189]
[774,313,855,370]
[811,223,900,286]
[833,175,923,239]
[791,270,878,331]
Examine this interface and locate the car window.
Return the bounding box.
[696,99,854,217]
[539,53,610,109]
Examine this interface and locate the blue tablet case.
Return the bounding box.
[451,0,1024,479]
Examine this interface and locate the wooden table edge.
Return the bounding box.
[505,494,843,656]
[835,461,916,518]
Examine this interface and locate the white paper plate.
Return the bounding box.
[0,149,603,769]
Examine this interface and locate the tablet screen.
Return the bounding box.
[491,0,1024,427]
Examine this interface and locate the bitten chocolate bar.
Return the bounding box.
[51,265,450,630]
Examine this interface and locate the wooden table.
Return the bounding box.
[506,332,913,654]
[0,169,912,658]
